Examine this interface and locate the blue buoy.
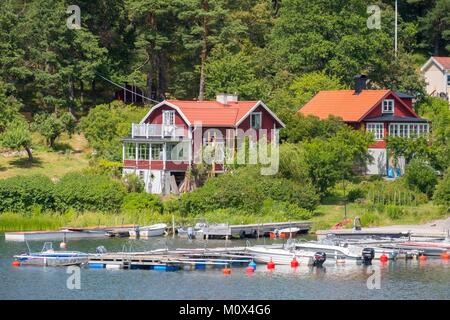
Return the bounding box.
[249,260,257,271]
[387,167,394,178]
[396,167,401,177]
[88,263,105,269]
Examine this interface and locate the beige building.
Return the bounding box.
[421,56,450,103]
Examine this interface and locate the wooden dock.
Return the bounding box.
[202,221,311,239]
[87,247,253,271]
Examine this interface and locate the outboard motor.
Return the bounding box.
[313,252,326,267]
[96,246,107,254]
[362,248,375,265]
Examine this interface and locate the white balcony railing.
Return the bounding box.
[131,123,187,138]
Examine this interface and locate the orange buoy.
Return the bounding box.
[380,254,388,263]
[12,261,20,267]
[440,251,449,260]
[290,257,299,268]
[267,258,275,270]
[246,266,254,273]
[419,255,427,262]
[223,267,231,275]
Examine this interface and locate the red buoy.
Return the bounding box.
[267,258,275,270]
[12,261,20,267]
[441,251,449,260]
[246,266,254,273]
[223,267,231,275]
[291,257,299,268]
[419,255,427,262]
[380,254,388,263]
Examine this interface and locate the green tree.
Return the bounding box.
[0,81,21,130]
[433,169,450,207]
[0,118,33,161]
[404,158,438,197]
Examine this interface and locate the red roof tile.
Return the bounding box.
[433,56,450,69]
[166,100,258,126]
[299,90,390,122]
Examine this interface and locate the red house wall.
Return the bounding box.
[237,106,281,141]
[363,93,416,119]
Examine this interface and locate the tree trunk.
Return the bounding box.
[68,76,75,115]
[25,146,33,161]
[198,1,209,101]
[158,52,167,100]
[147,12,156,99]
[91,79,97,107]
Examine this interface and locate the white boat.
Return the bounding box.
[246,243,326,266]
[13,242,88,266]
[129,223,167,237]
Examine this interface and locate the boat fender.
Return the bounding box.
[441,251,449,260]
[246,266,254,273]
[267,258,275,270]
[362,248,375,265]
[12,261,20,267]
[60,242,67,249]
[223,267,231,275]
[380,253,388,263]
[249,260,257,271]
[291,257,299,268]
[313,252,326,267]
[419,254,427,262]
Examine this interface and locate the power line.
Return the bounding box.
[95,72,161,104]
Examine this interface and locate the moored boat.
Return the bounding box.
[13,242,88,267]
[129,223,167,237]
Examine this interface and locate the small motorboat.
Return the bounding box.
[129,223,167,237]
[269,227,301,239]
[246,243,327,267]
[13,242,88,267]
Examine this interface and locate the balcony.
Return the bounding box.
[131,123,188,139]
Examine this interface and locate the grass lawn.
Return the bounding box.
[0,133,91,180]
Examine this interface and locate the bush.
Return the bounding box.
[122,173,145,193]
[179,167,319,215]
[360,212,381,226]
[385,205,405,220]
[54,173,126,212]
[433,170,450,207]
[347,186,366,202]
[121,192,163,213]
[404,159,437,197]
[0,175,55,212]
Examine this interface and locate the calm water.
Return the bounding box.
[0,234,449,300]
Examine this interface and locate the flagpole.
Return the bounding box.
[395,0,398,57]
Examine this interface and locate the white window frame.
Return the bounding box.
[388,123,429,138]
[382,99,394,114]
[366,123,384,140]
[250,112,262,129]
[163,110,175,126]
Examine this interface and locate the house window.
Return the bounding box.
[138,143,149,160]
[250,112,262,129]
[366,123,384,140]
[139,171,145,180]
[125,143,136,160]
[163,110,175,126]
[447,75,450,86]
[382,99,394,113]
[151,144,163,160]
[166,142,188,161]
[388,123,429,138]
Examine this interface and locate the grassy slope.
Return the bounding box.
[0,133,90,180]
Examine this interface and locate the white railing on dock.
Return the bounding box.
[131,123,187,138]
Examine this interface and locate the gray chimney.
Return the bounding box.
[354,75,368,95]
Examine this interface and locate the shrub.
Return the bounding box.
[179,167,319,215]
[0,175,55,212]
[54,173,126,212]
[404,159,437,197]
[360,212,381,226]
[347,186,366,202]
[121,192,163,213]
[122,173,145,193]
[433,170,450,207]
[385,205,405,220]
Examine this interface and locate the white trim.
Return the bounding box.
[139,100,192,126]
[382,99,394,114]
[366,122,384,140]
[235,101,286,128]
[250,112,262,129]
[420,57,446,73]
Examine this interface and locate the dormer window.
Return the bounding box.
[250,112,262,129]
[382,99,394,113]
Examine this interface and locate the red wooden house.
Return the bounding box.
[299,76,430,176]
[122,94,285,194]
